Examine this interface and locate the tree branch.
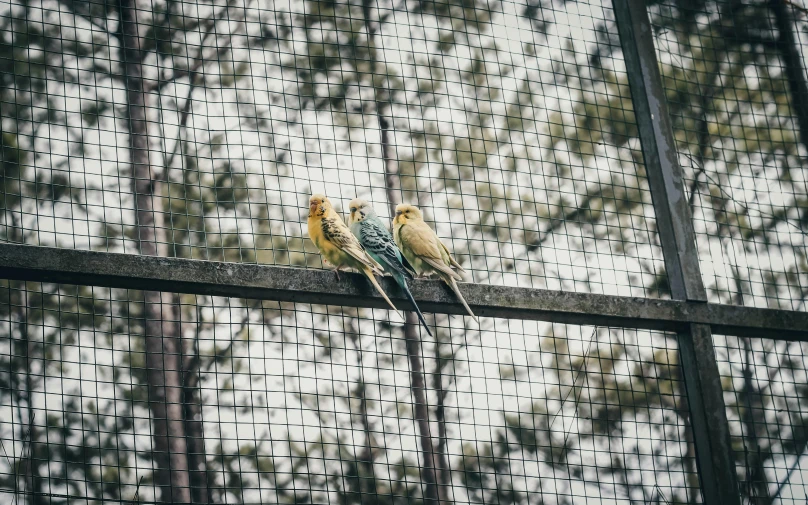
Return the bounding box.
[147,0,245,93]
[55,0,116,40]
[783,0,808,17]
[771,448,807,502]
[161,0,248,170]
[346,324,379,497]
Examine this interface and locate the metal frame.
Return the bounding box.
[612,0,741,502]
[0,243,805,341]
[0,1,800,501]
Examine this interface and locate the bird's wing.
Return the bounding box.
[322,214,381,271]
[400,221,461,279]
[421,256,463,280]
[400,221,443,260]
[362,219,411,279]
[437,238,466,273]
[399,254,417,277]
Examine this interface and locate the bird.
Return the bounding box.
[307,194,399,313]
[348,199,434,337]
[392,204,478,323]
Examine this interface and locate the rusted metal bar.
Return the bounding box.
[0,243,805,341]
[612,0,741,502]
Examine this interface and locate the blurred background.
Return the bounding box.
[0,0,807,501]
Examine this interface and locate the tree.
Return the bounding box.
[0,0,280,502]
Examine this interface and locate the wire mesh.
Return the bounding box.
[0,0,668,298]
[0,282,698,504]
[651,0,808,310]
[2,0,808,503]
[713,334,808,504]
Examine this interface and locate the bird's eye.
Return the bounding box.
[350,207,357,213]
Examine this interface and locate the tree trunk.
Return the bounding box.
[432,338,453,505]
[771,0,808,154]
[378,74,449,505]
[142,295,190,503]
[19,290,44,505]
[377,94,399,205]
[348,326,380,497]
[404,321,444,505]
[739,338,771,505]
[361,3,449,502]
[727,255,771,504]
[384,135,447,502]
[182,307,214,504]
[119,0,191,501]
[356,379,379,496]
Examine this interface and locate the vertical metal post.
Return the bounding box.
[611,0,741,503]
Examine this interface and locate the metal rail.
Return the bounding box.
[0,243,804,340]
[612,0,742,502]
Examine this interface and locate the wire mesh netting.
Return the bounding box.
[1,0,670,298]
[651,0,808,310]
[0,282,699,504]
[713,334,808,504]
[2,0,808,502]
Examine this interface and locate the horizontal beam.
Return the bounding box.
[0,243,805,339]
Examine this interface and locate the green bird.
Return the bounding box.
[348,198,433,337]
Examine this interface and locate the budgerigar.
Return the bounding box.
[348,199,433,337]
[307,194,399,312]
[392,204,478,323]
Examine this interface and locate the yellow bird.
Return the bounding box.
[392,204,478,323]
[307,194,398,312]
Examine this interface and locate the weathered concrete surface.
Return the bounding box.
[0,243,804,339]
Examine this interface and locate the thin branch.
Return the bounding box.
[346,323,379,496]
[783,0,808,18]
[148,0,245,93]
[129,476,144,504]
[403,319,442,505]
[549,327,598,431]
[161,0,249,170]
[771,449,807,503]
[195,302,257,374]
[696,168,808,240]
[432,325,459,504]
[56,0,115,39]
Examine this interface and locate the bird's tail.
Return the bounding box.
[361,267,402,315]
[444,276,479,324]
[394,275,433,337]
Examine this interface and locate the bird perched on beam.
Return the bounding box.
[348,199,433,337]
[307,194,398,313]
[393,204,478,323]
